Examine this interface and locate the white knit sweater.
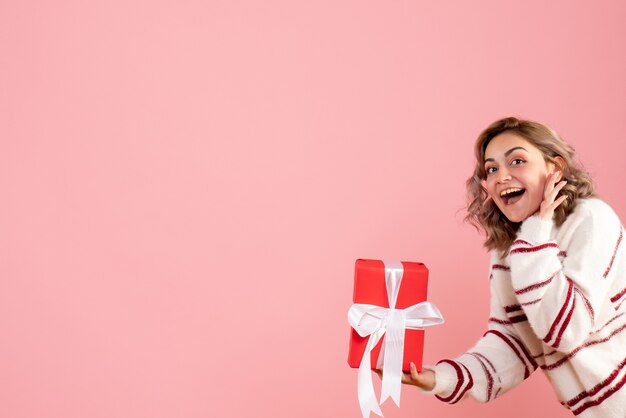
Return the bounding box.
[427,198,626,417]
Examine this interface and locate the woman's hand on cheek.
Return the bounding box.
[539,171,568,221]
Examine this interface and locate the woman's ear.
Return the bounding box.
[553,156,566,181]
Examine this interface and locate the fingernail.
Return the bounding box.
[410,362,416,370]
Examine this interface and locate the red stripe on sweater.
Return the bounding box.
[452,363,474,404]
[484,330,530,378]
[590,313,624,336]
[472,352,503,397]
[554,294,576,349]
[573,287,595,322]
[508,333,539,370]
[510,242,559,254]
[603,228,623,279]
[435,360,465,403]
[572,369,626,415]
[566,357,626,407]
[544,280,574,344]
[513,239,532,246]
[504,304,521,313]
[521,298,542,307]
[543,324,626,371]
[542,349,557,358]
[510,314,528,323]
[492,264,510,271]
[489,317,512,325]
[515,271,558,295]
[468,353,493,401]
[472,353,498,377]
[610,286,626,303]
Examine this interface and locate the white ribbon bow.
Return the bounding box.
[347,261,444,418]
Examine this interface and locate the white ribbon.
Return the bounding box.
[347,260,444,418]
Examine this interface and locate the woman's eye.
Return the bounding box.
[511,159,525,165]
[486,167,497,174]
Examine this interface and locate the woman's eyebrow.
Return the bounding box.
[504,146,528,157]
[484,146,528,163]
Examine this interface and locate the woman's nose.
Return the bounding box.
[497,169,512,183]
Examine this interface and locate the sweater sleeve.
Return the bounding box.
[509,200,624,353]
[423,258,538,404]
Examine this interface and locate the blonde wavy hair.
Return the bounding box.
[465,117,595,256]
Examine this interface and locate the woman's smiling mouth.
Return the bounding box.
[500,187,526,205]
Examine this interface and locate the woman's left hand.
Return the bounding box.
[539,171,568,221]
[375,363,436,391]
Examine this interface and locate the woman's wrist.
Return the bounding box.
[518,215,553,244]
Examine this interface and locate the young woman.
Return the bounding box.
[401,117,626,417]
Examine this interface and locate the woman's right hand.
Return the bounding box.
[375,362,436,391]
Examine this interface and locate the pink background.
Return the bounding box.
[2,1,626,417]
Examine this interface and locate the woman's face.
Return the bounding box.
[483,133,556,223]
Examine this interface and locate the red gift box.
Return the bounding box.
[348,259,428,373]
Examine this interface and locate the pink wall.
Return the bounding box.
[2,1,626,417]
